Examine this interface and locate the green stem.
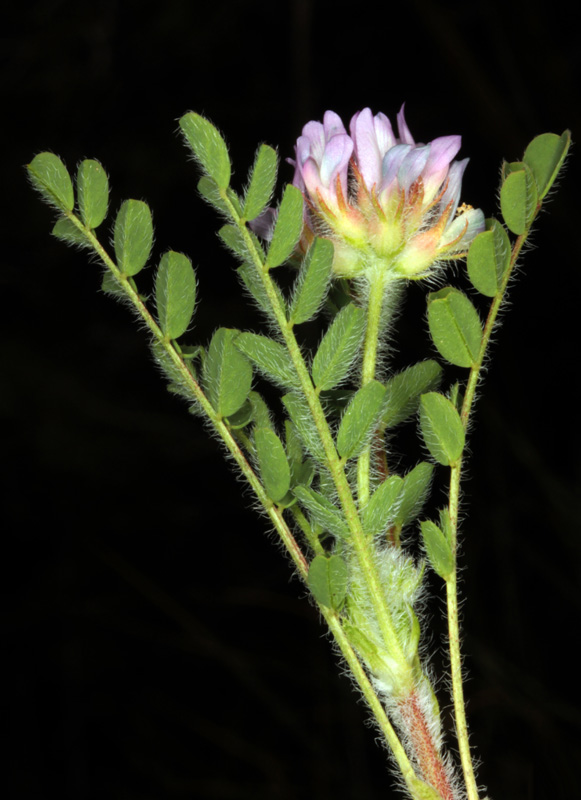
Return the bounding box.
[77,215,419,785]
[324,611,423,798]
[446,220,535,800]
[69,211,311,579]
[357,270,388,507]
[226,195,409,669]
[290,504,324,554]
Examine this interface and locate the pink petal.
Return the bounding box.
[319,133,353,192]
[380,143,412,193]
[397,104,415,145]
[397,145,430,191]
[323,110,347,139]
[350,107,383,191]
[440,158,469,214]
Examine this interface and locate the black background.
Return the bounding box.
[3,1,580,798]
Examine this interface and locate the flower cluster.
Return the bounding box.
[288,106,485,280]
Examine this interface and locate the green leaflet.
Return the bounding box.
[52,217,89,247]
[382,361,442,428]
[523,130,571,200]
[308,554,348,610]
[439,507,453,546]
[77,159,109,229]
[427,287,482,368]
[282,393,326,464]
[27,152,74,213]
[394,462,434,529]
[197,176,242,217]
[225,399,254,430]
[420,520,454,581]
[237,261,283,321]
[466,219,511,297]
[312,303,365,391]
[289,237,334,325]
[219,224,248,259]
[248,391,273,431]
[284,421,314,490]
[500,162,538,236]
[204,328,252,418]
[362,474,404,537]
[150,339,195,403]
[235,332,299,389]
[293,485,348,540]
[265,184,304,268]
[336,380,386,460]
[419,393,464,467]
[114,199,153,277]
[155,251,197,340]
[180,112,231,190]
[254,427,291,502]
[101,271,125,299]
[242,144,278,222]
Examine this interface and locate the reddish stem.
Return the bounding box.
[398,690,455,800]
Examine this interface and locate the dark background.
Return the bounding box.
[3,1,580,798]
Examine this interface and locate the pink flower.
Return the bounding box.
[289,111,353,216]
[288,105,485,279]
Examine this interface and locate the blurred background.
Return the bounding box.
[3,1,580,797]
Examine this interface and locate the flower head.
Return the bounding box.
[288,105,485,279]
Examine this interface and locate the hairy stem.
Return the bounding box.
[446,219,536,800]
[398,690,455,800]
[357,270,389,507]
[75,203,421,788]
[226,195,410,668]
[67,210,312,576]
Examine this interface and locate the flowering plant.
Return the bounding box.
[27,106,569,800]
